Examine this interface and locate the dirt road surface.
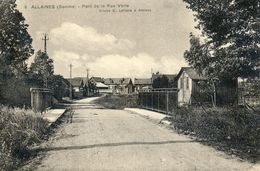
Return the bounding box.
[36,97,257,171]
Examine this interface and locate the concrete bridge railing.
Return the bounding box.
[30,88,53,113]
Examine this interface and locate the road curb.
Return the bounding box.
[125,108,172,126]
[43,109,68,128]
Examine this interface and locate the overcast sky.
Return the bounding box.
[17,0,199,78]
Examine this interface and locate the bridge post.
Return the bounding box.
[30,88,53,113]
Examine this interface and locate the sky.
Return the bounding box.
[16,0,199,78]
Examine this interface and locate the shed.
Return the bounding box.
[175,67,238,106]
[175,67,208,106]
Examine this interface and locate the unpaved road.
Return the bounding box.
[36,97,257,171]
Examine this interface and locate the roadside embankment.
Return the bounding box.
[0,106,48,170]
[0,106,67,171]
[130,106,260,163]
[169,107,260,162]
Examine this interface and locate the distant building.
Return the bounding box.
[134,78,152,92]
[89,77,104,83]
[103,78,120,93]
[66,77,85,98]
[104,78,134,94]
[95,82,110,93]
[88,77,109,94]
[121,78,134,94]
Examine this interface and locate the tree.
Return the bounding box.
[29,50,54,87]
[183,0,259,80]
[48,75,70,100]
[0,0,34,75]
[184,34,218,106]
[184,34,210,75]
[152,75,170,88]
[0,0,34,104]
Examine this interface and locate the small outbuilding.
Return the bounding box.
[175,67,208,106]
[175,67,238,106]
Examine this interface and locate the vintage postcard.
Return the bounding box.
[0,0,259,170]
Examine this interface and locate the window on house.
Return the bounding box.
[186,77,189,89]
[180,77,184,88]
[74,87,80,92]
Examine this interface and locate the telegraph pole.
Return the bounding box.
[42,33,49,88]
[86,68,89,96]
[69,64,73,99]
[42,33,49,54]
[151,68,154,87]
[69,64,73,78]
[45,71,48,88]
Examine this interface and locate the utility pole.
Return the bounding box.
[42,33,49,88]
[69,64,73,78]
[45,69,48,88]
[86,68,89,96]
[151,68,153,88]
[42,33,49,54]
[69,64,73,99]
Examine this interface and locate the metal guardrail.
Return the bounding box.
[139,88,179,92]
[138,88,178,115]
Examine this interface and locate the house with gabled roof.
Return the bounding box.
[66,77,85,98]
[88,76,111,94]
[104,78,120,94]
[121,78,134,94]
[134,78,152,92]
[104,78,134,94]
[89,77,103,83]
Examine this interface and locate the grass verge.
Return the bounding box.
[0,105,49,171]
[169,107,260,162]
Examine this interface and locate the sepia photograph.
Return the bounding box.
[0,0,259,170]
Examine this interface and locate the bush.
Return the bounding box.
[0,106,48,170]
[0,77,31,107]
[94,94,126,109]
[126,94,139,108]
[172,107,260,160]
[94,94,138,109]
